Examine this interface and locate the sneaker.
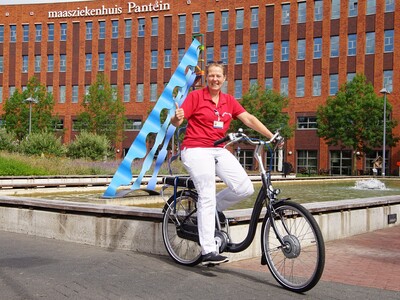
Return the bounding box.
[201,252,229,266]
[217,211,226,225]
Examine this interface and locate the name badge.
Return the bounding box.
[213,121,224,129]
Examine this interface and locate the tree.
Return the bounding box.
[231,84,293,139]
[316,74,399,175]
[75,74,126,144]
[2,76,57,141]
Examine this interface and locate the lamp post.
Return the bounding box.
[379,88,390,177]
[25,97,38,136]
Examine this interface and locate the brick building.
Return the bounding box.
[0,0,399,175]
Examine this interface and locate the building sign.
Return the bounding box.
[48,1,171,19]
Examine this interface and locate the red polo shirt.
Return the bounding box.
[180,87,246,148]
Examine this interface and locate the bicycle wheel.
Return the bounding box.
[162,190,202,266]
[261,201,325,293]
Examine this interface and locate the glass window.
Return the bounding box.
[60,54,66,72]
[331,0,341,19]
[178,48,185,62]
[47,24,54,41]
[151,50,158,69]
[280,77,289,96]
[136,84,144,102]
[207,12,214,32]
[384,30,394,52]
[347,72,356,81]
[330,150,352,175]
[383,70,393,92]
[329,74,339,95]
[348,34,357,56]
[123,84,130,102]
[206,47,214,63]
[281,41,289,61]
[150,83,157,102]
[298,2,306,23]
[34,55,41,72]
[192,13,200,33]
[221,11,229,31]
[266,42,274,62]
[236,9,244,29]
[23,24,29,42]
[0,87,2,103]
[85,53,92,71]
[59,86,66,103]
[151,17,158,36]
[125,19,132,38]
[282,4,290,25]
[330,36,339,57]
[0,56,3,72]
[125,119,142,131]
[111,52,118,70]
[234,80,242,99]
[349,0,358,17]
[251,7,259,28]
[98,53,105,71]
[10,25,17,42]
[124,52,131,70]
[86,22,92,40]
[297,116,317,129]
[47,86,53,94]
[296,76,305,97]
[365,32,375,54]
[235,44,243,64]
[297,150,318,173]
[297,39,306,60]
[138,18,145,37]
[22,55,28,72]
[47,54,54,72]
[164,49,171,68]
[220,45,228,64]
[35,24,42,42]
[99,21,106,39]
[366,0,376,15]
[313,75,322,96]
[112,20,119,39]
[250,43,258,63]
[72,85,79,103]
[314,0,323,21]
[0,25,4,42]
[385,0,395,12]
[314,37,322,58]
[265,78,273,90]
[178,15,186,34]
[60,23,67,41]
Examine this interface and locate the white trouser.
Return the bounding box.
[181,147,254,255]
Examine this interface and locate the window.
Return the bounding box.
[47,24,54,41]
[60,54,66,72]
[330,36,339,57]
[296,76,305,97]
[86,22,92,40]
[35,24,42,42]
[297,116,317,129]
[136,84,144,102]
[192,13,200,33]
[366,0,376,15]
[23,24,29,42]
[331,0,341,19]
[0,56,3,72]
[47,54,54,72]
[138,18,145,37]
[124,119,142,131]
[112,20,119,38]
[60,23,67,41]
[85,53,92,71]
[314,37,322,58]
[235,44,243,64]
[298,2,306,23]
[99,21,106,39]
[123,84,131,102]
[236,9,244,29]
[349,0,358,17]
[164,49,171,68]
[151,17,158,36]
[297,39,306,60]
[347,72,356,82]
[22,55,28,72]
[98,53,105,71]
[72,85,79,103]
[383,70,393,92]
[265,42,274,62]
[365,32,375,54]
[123,52,130,70]
[220,46,229,64]
[125,19,132,38]
[221,11,229,31]
[0,87,2,103]
[329,74,339,95]
[178,15,186,34]
[348,34,357,56]
[10,25,17,42]
[251,7,259,28]
[250,43,258,63]
[280,77,289,95]
[385,0,395,12]
[151,50,158,69]
[178,48,185,62]
[281,41,289,61]
[234,80,242,99]
[384,30,394,52]
[206,47,214,63]
[34,55,41,72]
[150,83,157,102]
[313,75,322,96]
[111,52,118,71]
[265,78,273,90]
[297,150,318,173]
[59,85,66,103]
[207,12,214,32]
[314,0,323,21]
[282,4,290,25]
[330,150,352,175]
[0,25,4,42]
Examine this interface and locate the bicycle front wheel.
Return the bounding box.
[162,191,202,266]
[261,201,325,293]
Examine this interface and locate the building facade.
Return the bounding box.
[0,0,399,175]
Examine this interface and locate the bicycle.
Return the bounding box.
[161,129,325,293]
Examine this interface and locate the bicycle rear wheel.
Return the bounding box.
[162,191,202,266]
[261,201,325,293]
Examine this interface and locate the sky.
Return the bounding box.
[2,0,92,5]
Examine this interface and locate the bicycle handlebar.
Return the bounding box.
[214,129,284,149]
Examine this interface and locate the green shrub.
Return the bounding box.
[67,131,111,161]
[0,155,49,175]
[0,129,18,152]
[19,132,66,157]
